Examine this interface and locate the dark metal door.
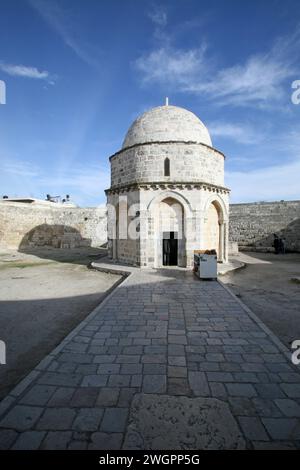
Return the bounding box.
[163,232,178,266]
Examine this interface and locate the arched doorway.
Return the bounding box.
[154,197,185,267]
[204,200,224,261]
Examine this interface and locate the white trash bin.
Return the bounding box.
[193,250,217,280]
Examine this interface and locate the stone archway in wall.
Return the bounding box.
[204,199,225,262]
[148,192,191,268]
[157,197,184,267]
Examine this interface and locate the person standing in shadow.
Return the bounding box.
[273,234,280,254]
[279,237,286,254]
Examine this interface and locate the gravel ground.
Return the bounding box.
[222,252,300,349]
[0,249,120,400]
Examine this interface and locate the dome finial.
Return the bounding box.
[165,97,169,106]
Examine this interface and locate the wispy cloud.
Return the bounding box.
[0,62,55,84]
[223,125,300,170]
[29,0,101,68]
[226,156,300,202]
[0,157,109,206]
[39,165,110,201]
[148,5,168,27]
[209,121,261,144]
[1,160,40,178]
[135,26,300,107]
[136,45,208,87]
[194,52,294,106]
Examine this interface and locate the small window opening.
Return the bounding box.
[164,157,170,176]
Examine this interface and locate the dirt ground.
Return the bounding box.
[0,248,120,400]
[222,252,300,349]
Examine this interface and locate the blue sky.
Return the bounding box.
[0,0,300,206]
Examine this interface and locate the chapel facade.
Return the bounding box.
[105,103,230,268]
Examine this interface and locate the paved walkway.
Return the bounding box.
[0,269,300,449]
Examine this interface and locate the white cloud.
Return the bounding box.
[1,160,40,177]
[148,5,167,27]
[0,158,109,206]
[0,62,55,83]
[226,157,300,203]
[29,0,101,68]
[194,53,293,106]
[40,165,109,201]
[209,121,260,144]
[136,45,208,86]
[135,26,300,107]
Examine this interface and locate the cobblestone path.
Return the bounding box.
[0,269,299,449]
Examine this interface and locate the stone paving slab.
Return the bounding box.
[0,267,300,449]
[123,394,245,449]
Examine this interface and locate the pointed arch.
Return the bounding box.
[203,195,228,262]
[203,194,228,222]
[147,190,192,216]
[147,191,192,268]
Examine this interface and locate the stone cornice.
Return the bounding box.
[105,181,230,195]
[109,140,226,161]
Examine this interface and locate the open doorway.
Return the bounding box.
[163,231,178,266]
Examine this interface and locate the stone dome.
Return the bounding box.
[122,105,212,149]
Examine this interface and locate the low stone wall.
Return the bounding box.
[2,199,299,254]
[0,202,107,250]
[229,200,300,252]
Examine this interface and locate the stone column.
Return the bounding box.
[224,221,229,263]
[219,222,224,262]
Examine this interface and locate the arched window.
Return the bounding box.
[164,157,170,176]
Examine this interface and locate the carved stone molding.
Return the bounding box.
[105,181,230,196]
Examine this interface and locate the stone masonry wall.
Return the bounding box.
[110,142,225,188]
[2,199,299,254]
[229,200,300,252]
[0,202,107,250]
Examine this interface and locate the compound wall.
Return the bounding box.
[0,202,107,250]
[229,201,300,252]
